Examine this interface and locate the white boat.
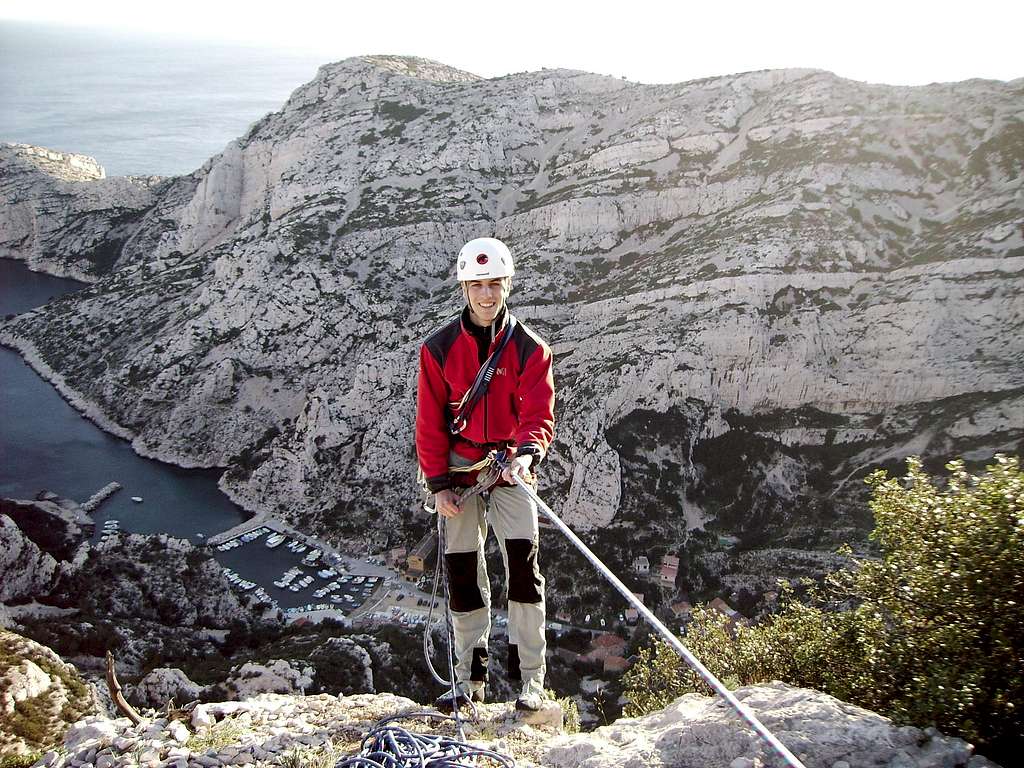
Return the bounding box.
[131,496,143,503]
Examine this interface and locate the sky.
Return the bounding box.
[1,0,1021,86]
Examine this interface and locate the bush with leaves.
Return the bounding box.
[623,455,1023,758]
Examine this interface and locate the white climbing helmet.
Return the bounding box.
[456,237,515,281]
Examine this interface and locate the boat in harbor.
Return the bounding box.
[131,496,143,503]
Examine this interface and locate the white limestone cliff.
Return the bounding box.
[0,56,1020,568]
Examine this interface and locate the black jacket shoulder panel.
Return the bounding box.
[423,315,462,368]
[512,320,547,374]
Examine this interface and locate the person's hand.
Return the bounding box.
[501,453,534,485]
[434,489,462,518]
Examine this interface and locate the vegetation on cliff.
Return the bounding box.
[624,454,1023,760]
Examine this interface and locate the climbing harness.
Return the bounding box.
[447,315,517,435]
[334,710,514,767]
[489,453,809,768]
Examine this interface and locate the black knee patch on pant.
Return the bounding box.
[508,643,521,681]
[505,538,543,604]
[445,551,485,612]
[471,646,489,682]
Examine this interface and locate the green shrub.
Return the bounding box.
[0,754,43,768]
[624,455,1023,758]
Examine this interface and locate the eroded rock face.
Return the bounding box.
[1,57,1021,571]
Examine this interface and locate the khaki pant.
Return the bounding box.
[443,450,546,696]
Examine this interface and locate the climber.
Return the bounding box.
[416,236,556,713]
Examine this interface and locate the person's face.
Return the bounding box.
[464,278,509,326]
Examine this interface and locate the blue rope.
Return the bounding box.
[335,711,515,767]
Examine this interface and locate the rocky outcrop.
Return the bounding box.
[0,630,98,756]
[126,668,203,710]
[0,514,60,602]
[220,659,315,699]
[1,57,1021,585]
[45,532,257,632]
[546,681,999,768]
[6,524,273,677]
[1,492,94,561]
[32,682,1001,768]
[0,143,167,281]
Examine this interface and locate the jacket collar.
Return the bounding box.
[461,304,509,344]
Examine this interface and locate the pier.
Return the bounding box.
[81,482,122,513]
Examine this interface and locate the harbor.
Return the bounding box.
[0,259,439,635]
[209,518,399,625]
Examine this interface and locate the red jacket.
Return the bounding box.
[416,307,555,492]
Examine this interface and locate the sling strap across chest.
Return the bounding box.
[447,314,517,436]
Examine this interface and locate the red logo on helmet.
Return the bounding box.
[476,253,489,265]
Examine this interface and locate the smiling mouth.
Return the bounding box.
[479,302,496,309]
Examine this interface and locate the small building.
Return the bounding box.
[625,591,644,624]
[406,531,438,577]
[709,597,738,620]
[670,600,692,619]
[387,546,408,568]
[603,655,630,674]
[658,561,678,589]
[583,633,628,664]
[633,556,650,574]
[709,597,747,629]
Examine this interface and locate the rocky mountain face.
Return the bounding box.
[0,494,95,603]
[0,143,167,281]
[0,514,62,603]
[14,530,268,676]
[1,56,1022,600]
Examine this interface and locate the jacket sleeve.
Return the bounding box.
[515,341,555,463]
[416,344,452,492]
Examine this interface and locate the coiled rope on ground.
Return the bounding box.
[335,711,516,767]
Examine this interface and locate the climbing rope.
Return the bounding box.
[493,454,809,768]
[421,454,502,700]
[420,467,503,741]
[335,711,515,767]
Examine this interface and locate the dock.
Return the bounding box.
[81,482,122,513]
[207,516,282,546]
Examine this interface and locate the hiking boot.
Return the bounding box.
[514,679,545,712]
[434,682,484,712]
